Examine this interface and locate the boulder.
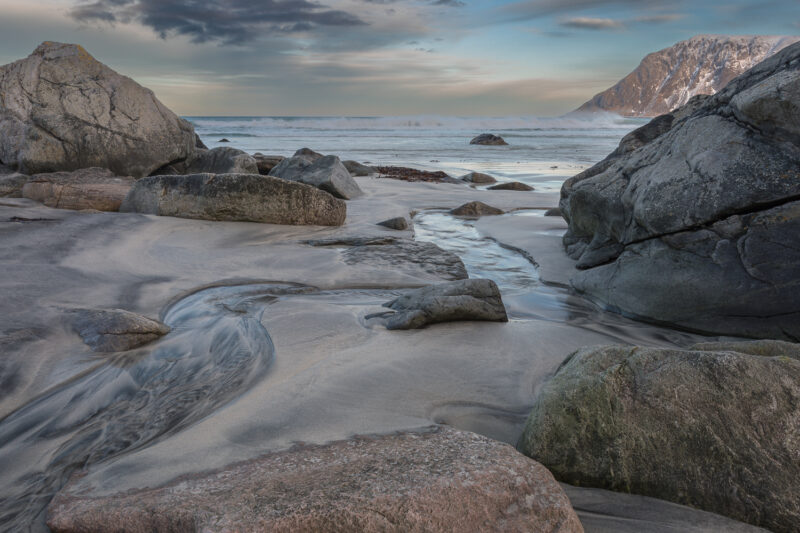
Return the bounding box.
[120,173,346,226]
[0,173,29,197]
[518,340,800,532]
[0,42,195,177]
[252,153,284,175]
[560,40,800,339]
[294,147,324,161]
[194,134,208,150]
[381,279,507,329]
[375,166,458,183]
[377,216,409,230]
[72,308,170,352]
[488,181,534,191]
[269,154,363,200]
[47,426,582,533]
[22,168,134,211]
[470,134,508,146]
[450,201,504,217]
[460,171,497,184]
[343,160,376,176]
[218,138,230,143]
[185,147,258,175]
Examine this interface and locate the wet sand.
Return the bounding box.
[0,177,759,532]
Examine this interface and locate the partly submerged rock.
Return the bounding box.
[0,42,195,177]
[120,173,346,226]
[488,181,534,191]
[252,153,284,175]
[376,216,410,230]
[382,279,507,330]
[0,173,29,197]
[450,201,504,217]
[23,168,134,211]
[460,171,497,184]
[185,147,258,175]
[519,340,800,533]
[47,426,582,533]
[544,208,562,217]
[375,166,459,183]
[72,308,170,352]
[560,40,800,339]
[470,133,508,146]
[269,154,363,200]
[343,160,377,176]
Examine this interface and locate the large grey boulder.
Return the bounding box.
[184,147,258,175]
[72,308,170,352]
[269,153,363,200]
[0,42,195,178]
[380,279,507,330]
[23,168,134,211]
[120,173,346,226]
[560,40,800,339]
[519,340,800,533]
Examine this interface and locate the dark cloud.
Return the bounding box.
[359,0,465,6]
[559,16,623,30]
[500,0,661,22]
[70,0,367,45]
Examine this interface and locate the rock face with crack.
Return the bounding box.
[23,168,134,211]
[120,173,347,226]
[382,279,508,329]
[0,42,196,177]
[560,40,800,339]
[518,340,800,533]
[72,308,170,352]
[270,150,363,200]
[46,426,583,533]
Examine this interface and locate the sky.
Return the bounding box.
[0,0,798,116]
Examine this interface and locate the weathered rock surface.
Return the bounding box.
[120,173,346,226]
[460,171,497,184]
[470,134,508,146]
[377,216,409,230]
[488,181,534,191]
[184,147,258,175]
[72,308,170,352]
[343,160,376,176]
[47,426,582,533]
[519,340,800,533]
[382,279,507,329]
[22,168,134,211]
[561,40,800,339]
[375,166,459,183]
[450,201,504,217]
[0,42,196,177]
[577,35,800,117]
[269,153,363,200]
[252,153,284,175]
[0,173,29,197]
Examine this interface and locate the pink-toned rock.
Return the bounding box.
[23,167,134,211]
[47,426,583,533]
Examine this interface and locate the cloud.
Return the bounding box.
[69,0,368,45]
[499,0,661,22]
[559,16,623,30]
[633,13,685,24]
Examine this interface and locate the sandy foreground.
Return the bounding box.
[0,176,764,532]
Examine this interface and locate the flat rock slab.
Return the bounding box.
[489,182,534,191]
[47,426,583,533]
[470,134,508,146]
[450,201,504,217]
[382,278,508,329]
[120,173,346,226]
[519,340,800,533]
[72,308,170,352]
[23,168,134,212]
[374,166,460,183]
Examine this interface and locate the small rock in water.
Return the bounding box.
[450,201,504,217]
[460,171,497,184]
[488,181,534,191]
[218,138,230,142]
[470,133,508,146]
[550,165,558,169]
[342,160,376,176]
[376,217,410,230]
[72,308,170,352]
[381,279,508,330]
[544,208,562,217]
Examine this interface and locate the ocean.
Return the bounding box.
[188,114,646,192]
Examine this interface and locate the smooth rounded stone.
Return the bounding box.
[544,208,562,217]
[488,181,534,191]
[269,154,364,200]
[519,340,800,533]
[0,173,29,198]
[46,426,583,533]
[450,201,504,217]
[184,147,258,175]
[0,42,195,178]
[381,279,508,330]
[71,308,170,353]
[460,171,497,184]
[120,173,346,226]
[252,153,284,175]
[22,168,134,212]
[470,133,508,146]
[343,160,377,176]
[560,41,800,339]
[376,216,409,230]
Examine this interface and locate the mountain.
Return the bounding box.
[577,35,800,117]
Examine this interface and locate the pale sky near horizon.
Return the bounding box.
[0,0,798,116]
